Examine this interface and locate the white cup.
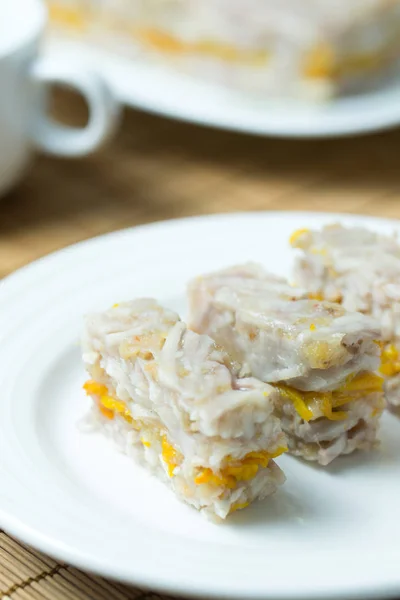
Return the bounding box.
[0,0,121,196]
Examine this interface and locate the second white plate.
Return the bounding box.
[1,212,400,599]
[46,38,400,138]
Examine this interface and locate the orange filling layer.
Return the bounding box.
[47,1,88,31]
[274,371,383,422]
[83,381,135,424]
[303,39,400,80]
[194,446,287,489]
[83,380,287,489]
[135,28,270,65]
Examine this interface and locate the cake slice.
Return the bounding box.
[291,223,400,408]
[82,298,286,520]
[188,264,384,465]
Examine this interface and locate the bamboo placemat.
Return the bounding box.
[1,90,400,599]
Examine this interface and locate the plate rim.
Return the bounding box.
[2,210,400,292]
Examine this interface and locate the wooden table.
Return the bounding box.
[1,92,400,599]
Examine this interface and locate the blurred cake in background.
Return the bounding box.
[46,0,400,100]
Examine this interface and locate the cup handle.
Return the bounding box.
[29,55,121,157]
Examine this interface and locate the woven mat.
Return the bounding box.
[0,533,170,600]
[1,90,400,599]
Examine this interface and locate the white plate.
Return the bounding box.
[45,38,400,138]
[1,211,400,600]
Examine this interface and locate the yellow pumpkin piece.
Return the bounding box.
[268,446,288,459]
[99,405,114,420]
[84,380,136,422]
[98,395,135,425]
[326,410,348,421]
[331,394,354,409]
[371,404,384,418]
[319,396,347,421]
[48,3,87,31]
[380,362,396,376]
[289,228,309,246]
[196,39,241,61]
[138,28,186,54]
[242,451,270,468]
[224,463,259,481]
[274,384,313,422]
[380,343,400,378]
[162,435,182,477]
[304,43,335,79]
[343,372,383,393]
[309,292,324,301]
[382,344,399,361]
[83,380,108,397]
[194,468,236,489]
[311,247,327,256]
[100,396,127,413]
[230,501,250,514]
